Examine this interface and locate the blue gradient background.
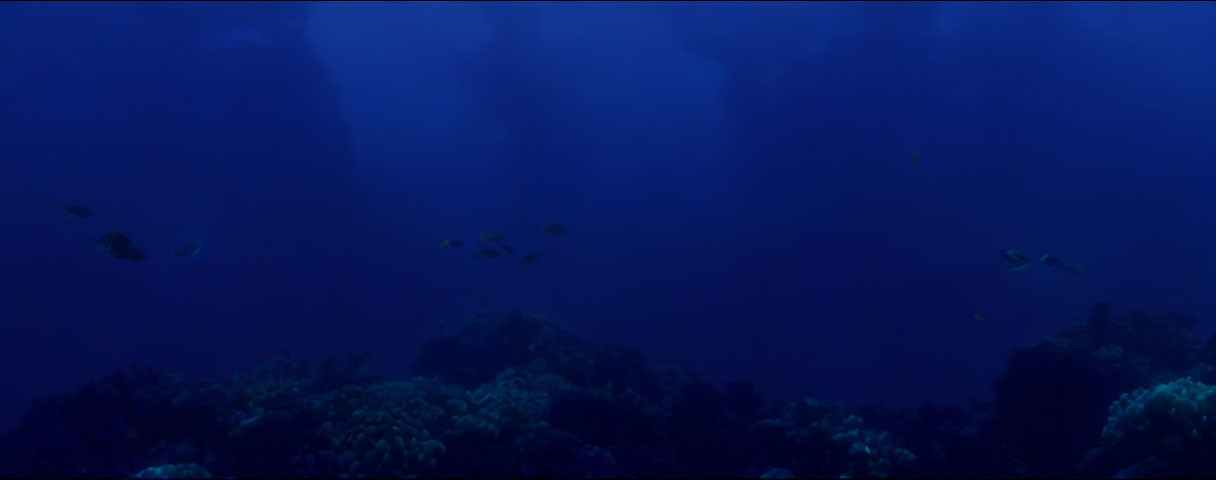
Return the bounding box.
[2,1,1214,431]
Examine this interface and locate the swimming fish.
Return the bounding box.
[1039,255,1064,269]
[171,241,205,259]
[477,248,502,259]
[539,222,567,236]
[51,204,94,219]
[1039,255,1082,274]
[478,232,506,243]
[501,244,515,254]
[522,253,540,265]
[911,153,920,167]
[971,313,986,321]
[96,232,133,252]
[96,232,149,262]
[1000,249,1033,271]
[441,239,464,248]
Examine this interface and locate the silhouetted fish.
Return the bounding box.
[522,253,539,265]
[478,232,506,243]
[171,241,205,259]
[1000,249,1032,271]
[539,222,567,236]
[51,204,94,218]
[97,232,149,262]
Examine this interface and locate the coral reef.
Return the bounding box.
[745,396,918,478]
[0,366,223,477]
[1082,377,1216,477]
[132,463,212,478]
[855,401,1026,477]
[3,303,1216,477]
[988,301,1214,474]
[0,309,918,478]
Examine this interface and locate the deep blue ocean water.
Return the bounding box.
[2,2,1215,477]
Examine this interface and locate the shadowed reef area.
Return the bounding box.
[3,303,1216,478]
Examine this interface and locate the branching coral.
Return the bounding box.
[1082,377,1216,477]
[746,396,918,478]
[2,309,921,478]
[990,301,1212,474]
[306,378,464,477]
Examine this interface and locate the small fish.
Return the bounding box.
[96,232,149,262]
[539,222,567,236]
[971,313,986,321]
[1000,249,1033,271]
[1040,255,1082,274]
[171,241,205,259]
[50,204,94,218]
[441,239,464,248]
[501,244,515,254]
[912,153,920,167]
[477,248,502,259]
[116,247,151,262]
[522,253,540,265]
[478,232,506,243]
[97,232,133,252]
[1039,255,1065,269]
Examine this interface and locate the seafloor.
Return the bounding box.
[2,303,1214,478]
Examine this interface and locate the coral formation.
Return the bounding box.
[1082,377,1216,477]
[988,301,1213,474]
[855,401,1026,477]
[745,396,918,478]
[3,303,1216,477]
[132,463,212,478]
